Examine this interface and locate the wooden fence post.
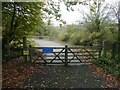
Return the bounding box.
[112,42,117,59]
[98,41,102,58]
[29,45,32,63]
[65,45,68,66]
[6,37,10,62]
[23,36,28,62]
[103,40,107,57]
[23,36,27,47]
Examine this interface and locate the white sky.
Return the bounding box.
[51,0,119,26]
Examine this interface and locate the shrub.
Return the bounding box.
[59,30,70,42]
[69,33,81,45]
[94,55,120,79]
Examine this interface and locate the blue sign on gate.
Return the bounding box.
[42,48,53,53]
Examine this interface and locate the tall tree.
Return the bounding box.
[64,0,109,44]
[82,0,110,42]
[2,2,45,49]
[111,1,120,60]
[118,1,120,60]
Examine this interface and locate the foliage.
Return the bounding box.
[2,2,45,49]
[59,31,70,42]
[59,24,81,44]
[3,38,38,62]
[2,1,66,49]
[43,0,66,26]
[56,0,117,46]
[34,24,60,40]
[94,56,120,78]
[57,22,117,46]
[47,26,59,40]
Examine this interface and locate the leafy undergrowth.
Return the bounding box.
[90,64,120,88]
[2,57,39,88]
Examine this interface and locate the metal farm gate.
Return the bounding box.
[28,45,101,66]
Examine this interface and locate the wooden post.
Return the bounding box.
[65,45,68,66]
[23,36,27,48]
[29,45,32,63]
[23,36,27,62]
[7,37,10,56]
[103,40,106,57]
[112,42,117,59]
[6,37,10,62]
[98,41,102,58]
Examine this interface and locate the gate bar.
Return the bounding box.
[65,45,68,66]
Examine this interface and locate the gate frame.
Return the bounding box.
[28,45,101,66]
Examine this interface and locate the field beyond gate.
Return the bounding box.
[28,45,101,65]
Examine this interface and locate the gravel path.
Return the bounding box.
[31,38,64,47]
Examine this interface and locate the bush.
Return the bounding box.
[59,30,70,42]
[58,26,92,45]
[69,33,81,45]
[94,56,120,79]
[61,34,70,42]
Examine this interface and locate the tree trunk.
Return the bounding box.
[2,2,17,49]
